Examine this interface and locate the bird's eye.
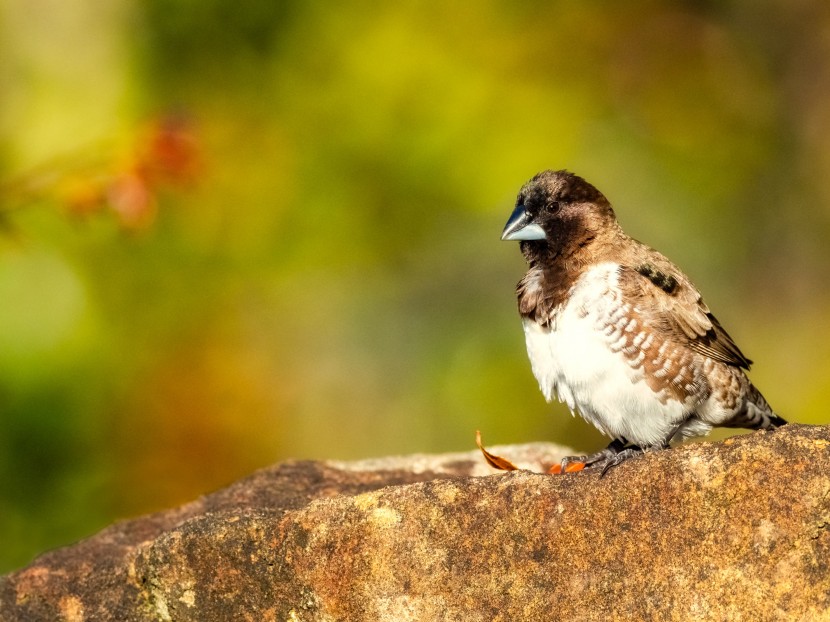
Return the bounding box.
[548,201,561,214]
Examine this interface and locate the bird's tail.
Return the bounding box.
[721,376,786,430]
[745,381,786,429]
[766,413,788,428]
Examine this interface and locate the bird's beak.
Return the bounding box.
[501,204,546,241]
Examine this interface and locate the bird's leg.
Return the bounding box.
[597,422,688,477]
[661,419,689,449]
[550,424,694,476]
[549,438,629,474]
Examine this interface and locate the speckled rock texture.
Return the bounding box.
[2,425,829,622]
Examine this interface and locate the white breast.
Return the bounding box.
[521,262,688,447]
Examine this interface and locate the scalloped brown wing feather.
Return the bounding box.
[617,263,752,370]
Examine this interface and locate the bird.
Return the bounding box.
[501,170,786,474]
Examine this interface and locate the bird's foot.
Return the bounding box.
[549,439,643,476]
[597,447,644,477]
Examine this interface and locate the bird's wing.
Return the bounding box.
[616,262,752,370]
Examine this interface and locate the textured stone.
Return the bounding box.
[2,426,829,621]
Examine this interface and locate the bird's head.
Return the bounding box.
[501,170,617,260]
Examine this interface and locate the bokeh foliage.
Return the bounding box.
[1,0,829,572]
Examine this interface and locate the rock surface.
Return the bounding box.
[1,425,829,621]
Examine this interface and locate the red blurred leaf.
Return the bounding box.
[0,111,202,235]
[107,172,157,230]
[138,115,203,186]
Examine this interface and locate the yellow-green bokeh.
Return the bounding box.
[1,0,829,572]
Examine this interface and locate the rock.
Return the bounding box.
[1,425,829,621]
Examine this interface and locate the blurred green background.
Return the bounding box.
[1,0,829,573]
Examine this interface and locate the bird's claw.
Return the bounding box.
[548,440,644,476]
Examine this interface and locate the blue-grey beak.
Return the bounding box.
[501,204,546,241]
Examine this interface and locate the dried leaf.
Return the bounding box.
[475,430,519,471]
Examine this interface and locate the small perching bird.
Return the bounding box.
[501,170,786,474]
